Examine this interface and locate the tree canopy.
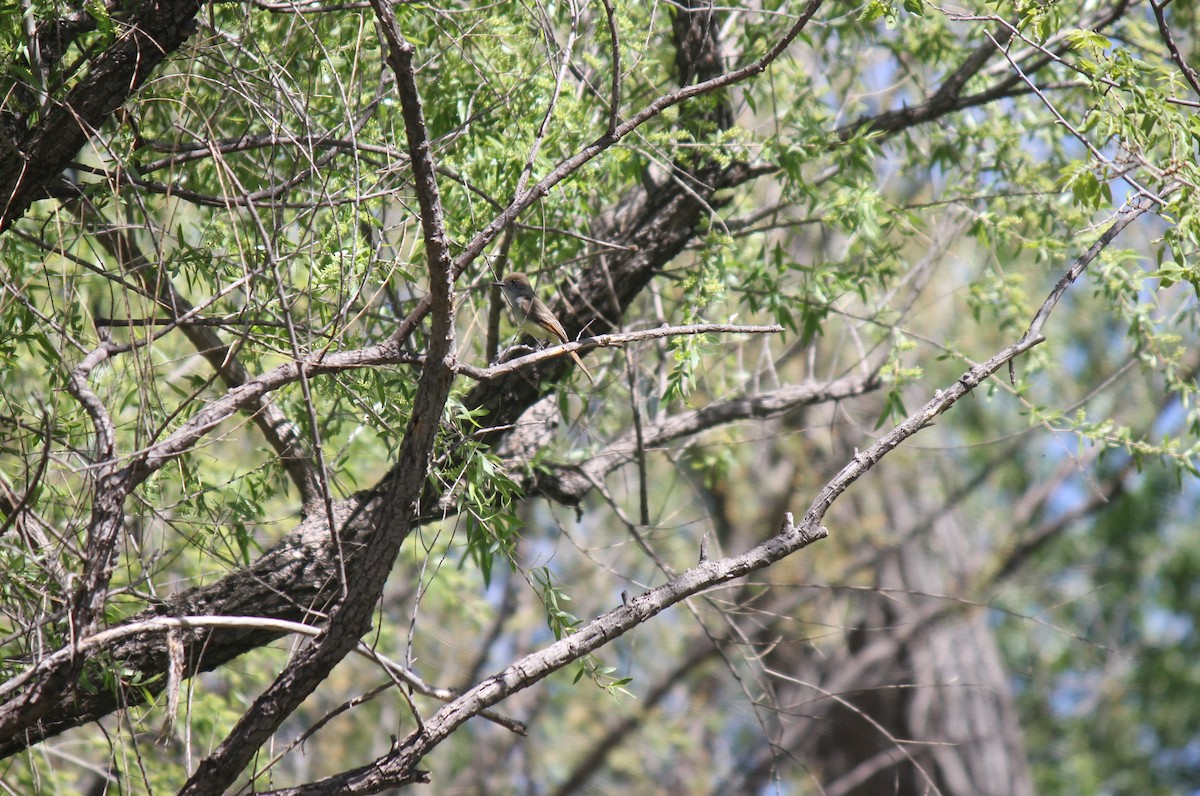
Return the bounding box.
[1,0,1199,793]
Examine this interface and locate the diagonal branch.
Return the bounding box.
[0,0,205,231]
[176,4,460,791]
[1151,0,1200,98]
[85,218,324,509]
[1020,196,1157,343]
[386,0,825,349]
[259,336,1042,794]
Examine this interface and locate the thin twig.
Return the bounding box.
[986,31,1165,206]
[483,322,783,380]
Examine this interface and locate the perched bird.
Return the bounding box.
[494,273,595,384]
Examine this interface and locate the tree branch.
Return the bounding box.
[177,4,460,790]
[385,0,825,349]
[257,328,1045,792]
[483,322,783,381]
[85,217,324,510]
[0,0,205,231]
[1151,0,1200,99]
[531,369,882,505]
[0,341,130,741]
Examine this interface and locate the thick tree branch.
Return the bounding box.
[837,0,1133,140]
[0,342,130,741]
[3,0,1156,768]
[177,5,459,791]
[0,0,205,231]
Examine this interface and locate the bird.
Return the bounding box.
[494,272,595,384]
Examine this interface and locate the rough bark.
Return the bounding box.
[0,1,1141,786]
[0,0,206,231]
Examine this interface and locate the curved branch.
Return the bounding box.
[836,0,1134,140]
[1151,0,1200,98]
[176,3,461,790]
[0,341,129,742]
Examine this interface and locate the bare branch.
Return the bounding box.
[263,332,1041,792]
[599,0,622,136]
[483,322,783,380]
[1021,195,1157,344]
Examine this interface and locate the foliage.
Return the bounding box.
[0,0,1198,793]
